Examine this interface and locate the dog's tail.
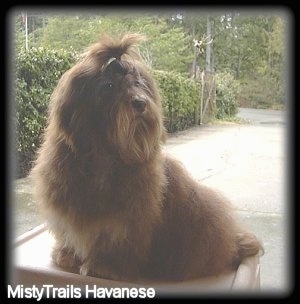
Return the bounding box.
[236,232,264,260]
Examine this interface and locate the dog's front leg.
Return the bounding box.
[79,236,144,281]
[52,243,82,270]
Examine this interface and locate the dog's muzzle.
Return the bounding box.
[132,98,147,113]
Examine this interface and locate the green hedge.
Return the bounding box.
[215,71,240,119]
[153,70,200,132]
[16,47,77,177]
[238,76,284,109]
[15,48,200,177]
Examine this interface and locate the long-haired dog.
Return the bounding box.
[31,34,263,282]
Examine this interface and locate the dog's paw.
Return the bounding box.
[80,262,123,281]
[79,263,90,276]
[52,246,80,269]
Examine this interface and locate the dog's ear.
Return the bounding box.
[48,65,93,147]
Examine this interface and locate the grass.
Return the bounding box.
[209,116,248,125]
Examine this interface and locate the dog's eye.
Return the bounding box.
[101,81,114,90]
[135,80,144,88]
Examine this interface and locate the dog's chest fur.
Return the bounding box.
[47,151,164,261]
[48,210,129,260]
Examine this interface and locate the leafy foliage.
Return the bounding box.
[153,70,200,132]
[238,76,284,109]
[37,14,194,75]
[15,11,286,108]
[215,71,240,119]
[15,47,76,177]
[39,16,101,51]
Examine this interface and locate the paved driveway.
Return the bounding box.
[238,107,287,125]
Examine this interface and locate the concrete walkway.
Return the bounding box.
[163,108,290,296]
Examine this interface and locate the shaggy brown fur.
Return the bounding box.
[31,34,263,282]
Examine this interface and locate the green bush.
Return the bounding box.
[15,47,76,177]
[238,76,284,109]
[215,71,240,119]
[153,70,200,132]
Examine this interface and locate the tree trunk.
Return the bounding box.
[205,16,212,72]
[191,24,197,78]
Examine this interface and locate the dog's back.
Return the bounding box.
[144,156,263,280]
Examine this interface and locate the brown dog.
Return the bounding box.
[31,34,263,282]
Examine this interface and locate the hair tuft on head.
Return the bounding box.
[83,33,146,69]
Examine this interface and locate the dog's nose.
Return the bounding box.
[132,98,147,113]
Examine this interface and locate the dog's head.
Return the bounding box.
[49,34,166,164]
